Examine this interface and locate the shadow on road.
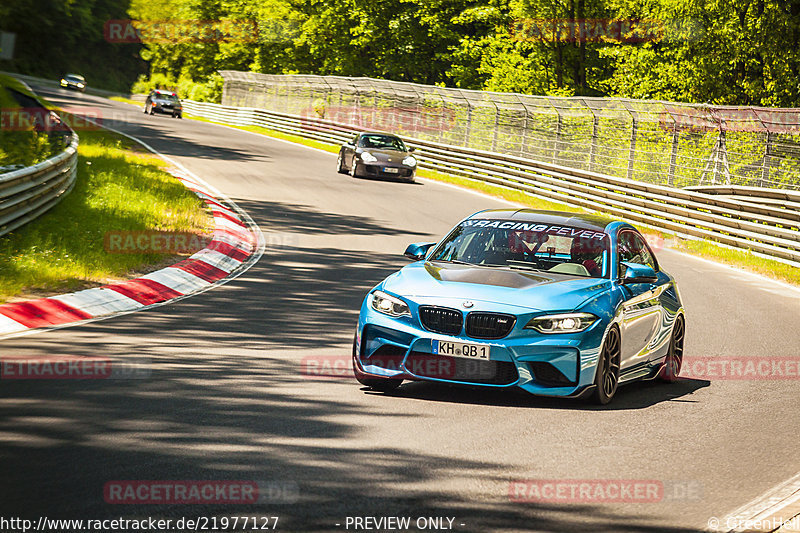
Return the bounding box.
[1,94,706,532]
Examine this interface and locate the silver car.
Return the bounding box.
[337,132,418,182]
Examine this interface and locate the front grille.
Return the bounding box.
[407,352,518,385]
[419,306,462,335]
[466,313,516,339]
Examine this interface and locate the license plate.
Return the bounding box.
[432,340,490,360]
[383,167,399,173]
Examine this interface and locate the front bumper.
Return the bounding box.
[355,162,415,179]
[153,104,181,114]
[355,296,606,398]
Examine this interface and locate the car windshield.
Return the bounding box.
[358,134,405,151]
[65,75,84,82]
[430,219,610,278]
[155,92,179,102]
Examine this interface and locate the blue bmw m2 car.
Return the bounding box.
[354,210,685,404]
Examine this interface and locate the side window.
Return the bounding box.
[618,231,657,276]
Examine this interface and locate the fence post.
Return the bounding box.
[668,121,679,186]
[553,109,562,164]
[461,90,472,148]
[760,131,773,187]
[626,110,638,180]
[588,106,599,171]
[491,99,500,153]
[516,95,529,157]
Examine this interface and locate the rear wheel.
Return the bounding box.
[592,326,620,405]
[353,338,402,392]
[659,315,685,382]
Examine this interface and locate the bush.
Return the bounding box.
[131,73,223,103]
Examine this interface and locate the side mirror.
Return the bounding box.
[408,147,416,153]
[620,262,658,284]
[404,242,436,261]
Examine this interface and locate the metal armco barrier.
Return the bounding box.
[182,100,800,267]
[219,71,800,191]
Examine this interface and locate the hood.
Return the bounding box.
[360,148,408,162]
[382,261,611,312]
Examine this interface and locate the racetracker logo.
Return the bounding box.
[104,19,258,44]
[1,107,101,131]
[103,480,298,504]
[680,356,800,380]
[509,18,702,43]
[104,231,210,255]
[0,356,150,379]
[300,354,496,380]
[508,479,702,503]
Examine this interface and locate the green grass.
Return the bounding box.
[108,96,142,107]
[115,96,800,287]
[0,74,62,168]
[0,127,212,302]
[673,238,800,286]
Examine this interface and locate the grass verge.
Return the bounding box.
[112,98,800,287]
[0,127,212,303]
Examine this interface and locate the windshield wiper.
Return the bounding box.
[505,261,544,272]
[433,259,475,266]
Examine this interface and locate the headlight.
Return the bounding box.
[77,83,84,88]
[370,290,411,317]
[360,152,378,163]
[60,79,67,84]
[402,156,417,167]
[525,313,598,334]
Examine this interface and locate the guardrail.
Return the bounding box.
[0,84,79,237]
[182,100,800,267]
[220,70,800,191]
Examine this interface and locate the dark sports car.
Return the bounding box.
[337,132,417,182]
[60,74,86,92]
[144,90,183,118]
[354,210,686,405]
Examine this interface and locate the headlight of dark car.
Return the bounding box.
[402,155,417,167]
[370,290,411,317]
[525,313,598,334]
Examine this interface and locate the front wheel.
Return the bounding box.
[349,157,359,178]
[659,315,684,382]
[149,105,155,115]
[336,152,347,174]
[592,326,620,405]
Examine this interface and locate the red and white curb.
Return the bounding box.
[0,124,264,338]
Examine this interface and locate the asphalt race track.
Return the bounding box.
[1,86,800,532]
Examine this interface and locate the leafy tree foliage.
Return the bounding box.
[2,0,797,105]
[0,0,146,92]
